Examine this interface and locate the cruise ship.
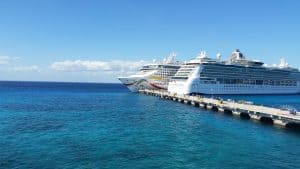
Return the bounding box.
[168,49,300,95]
[118,53,181,92]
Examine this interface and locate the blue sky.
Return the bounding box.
[0,0,299,82]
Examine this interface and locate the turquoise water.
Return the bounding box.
[0,81,299,169]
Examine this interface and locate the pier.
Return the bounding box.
[139,89,300,128]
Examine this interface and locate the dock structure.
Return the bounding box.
[139,89,300,128]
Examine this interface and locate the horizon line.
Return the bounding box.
[0,80,122,84]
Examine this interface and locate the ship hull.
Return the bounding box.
[118,77,167,92]
[168,81,300,95]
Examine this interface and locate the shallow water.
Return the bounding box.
[0,81,299,169]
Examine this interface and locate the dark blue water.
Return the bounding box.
[0,81,299,169]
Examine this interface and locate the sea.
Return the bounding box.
[0,81,299,169]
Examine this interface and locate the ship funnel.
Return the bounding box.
[279,58,288,68]
[165,52,177,64]
[198,51,208,59]
[216,53,221,60]
[230,49,245,61]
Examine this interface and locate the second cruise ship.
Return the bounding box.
[168,49,300,95]
[118,53,181,92]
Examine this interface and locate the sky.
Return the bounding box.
[0,0,300,83]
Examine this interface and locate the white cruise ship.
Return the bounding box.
[168,49,300,95]
[118,53,181,92]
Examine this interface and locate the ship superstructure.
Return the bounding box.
[118,53,181,92]
[168,49,300,94]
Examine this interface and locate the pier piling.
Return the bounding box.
[139,89,300,129]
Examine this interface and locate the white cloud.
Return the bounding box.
[0,56,17,65]
[13,65,40,72]
[51,60,148,75]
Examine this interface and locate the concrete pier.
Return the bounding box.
[139,89,300,128]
